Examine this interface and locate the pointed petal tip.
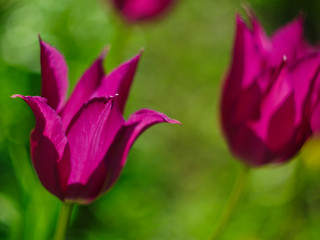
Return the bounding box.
[167,118,182,125]
[111,51,142,68]
[138,48,145,56]
[38,37,59,52]
[135,108,181,125]
[132,51,143,62]
[288,13,305,28]
[235,13,246,27]
[99,46,110,60]
[128,50,144,63]
[11,95,48,103]
[39,36,47,47]
[235,13,241,22]
[115,51,143,69]
[11,94,22,99]
[242,3,255,19]
[235,12,244,19]
[157,112,181,125]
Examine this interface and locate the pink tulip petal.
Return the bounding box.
[65,96,124,199]
[92,53,141,113]
[232,82,261,124]
[221,15,264,140]
[267,94,296,153]
[250,12,271,54]
[290,53,320,123]
[249,66,296,153]
[270,16,310,65]
[11,95,69,200]
[63,159,109,204]
[102,109,180,191]
[40,38,68,112]
[61,50,107,129]
[229,125,275,166]
[230,15,264,87]
[231,94,296,166]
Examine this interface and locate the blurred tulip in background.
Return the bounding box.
[220,13,320,166]
[110,0,177,23]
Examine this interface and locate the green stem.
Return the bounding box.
[211,165,250,240]
[53,202,74,240]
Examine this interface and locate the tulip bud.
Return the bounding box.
[110,0,177,23]
[221,13,320,166]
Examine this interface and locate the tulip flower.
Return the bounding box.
[13,38,180,204]
[110,0,177,23]
[220,13,320,166]
[212,13,320,240]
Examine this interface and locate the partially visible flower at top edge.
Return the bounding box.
[220,11,320,167]
[110,0,177,23]
[12,37,180,204]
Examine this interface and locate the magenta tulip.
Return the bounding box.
[110,0,176,23]
[221,13,320,166]
[13,39,180,204]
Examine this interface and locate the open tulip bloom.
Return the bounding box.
[110,0,177,23]
[13,39,180,205]
[221,13,320,167]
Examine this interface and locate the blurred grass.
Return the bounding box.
[0,0,320,239]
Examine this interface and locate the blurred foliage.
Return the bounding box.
[0,0,320,239]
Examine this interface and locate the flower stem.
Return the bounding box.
[53,202,74,240]
[211,165,250,240]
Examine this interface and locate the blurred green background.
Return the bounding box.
[1,0,320,239]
